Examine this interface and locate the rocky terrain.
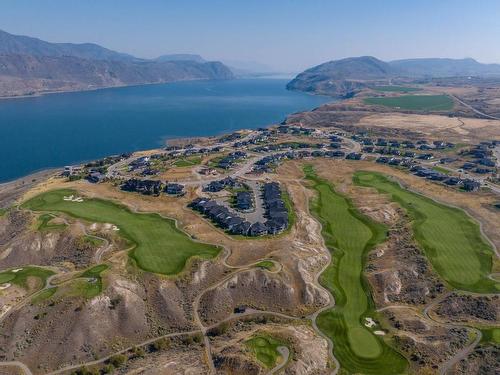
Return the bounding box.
[452,344,500,374]
[287,56,500,97]
[434,293,499,323]
[0,29,234,97]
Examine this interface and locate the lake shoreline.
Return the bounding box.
[0,79,332,182]
[0,168,58,208]
[0,77,237,101]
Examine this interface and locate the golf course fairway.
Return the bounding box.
[354,171,499,293]
[23,189,220,275]
[304,166,407,374]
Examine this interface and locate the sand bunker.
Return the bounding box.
[364,317,377,328]
[63,195,83,202]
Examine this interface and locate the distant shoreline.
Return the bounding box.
[0,168,58,208]
[0,77,239,101]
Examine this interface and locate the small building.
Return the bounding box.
[231,221,252,235]
[266,218,287,234]
[86,172,105,184]
[376,157,390,164]
[462,180,481,192]
[249,222,268,236]
[204,181,224,192]
[165,183,184,195]
[345,152,362,160]
[63,165,83,176]
[444,177,461,185]
[236,191,253,211]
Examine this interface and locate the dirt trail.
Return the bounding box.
[0,361,33,375]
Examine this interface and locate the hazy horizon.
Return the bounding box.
[1,0,500,72]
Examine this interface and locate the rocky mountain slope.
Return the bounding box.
[0,29,234,97]
[155,54,206,63]
[287,56,500,97]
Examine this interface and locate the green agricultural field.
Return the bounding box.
[354,171,499,293]
[245,335,287,368]
[173,156,202,167]
[364,95,454,111]
[372,86,421,92]
[23,189,220,275]
[0,266,54,289]
[304,166,407,374]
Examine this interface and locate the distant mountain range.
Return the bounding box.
[287,56,500,96]
[155,54,206,63]
[0,30,234,97]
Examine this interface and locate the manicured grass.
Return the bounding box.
[363,95,454,111]
[372,86,421,92]
[173,156,202,167]
[63,264,110,299]
[207,155,224,168]
[281,188,296,231]
[31,287,57,304]
[0,266,54,289]
[354,171,499,293]
[37,213,67,232]
[304,166,407,374]
[480,328,500,344]
[81,264,109,279]
[67,278,102,298]
[255,260,276,271]
[245,335,287,368]
[22,189,220,275]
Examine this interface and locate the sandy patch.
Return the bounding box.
[357,113,500,142]
[365,317,377,328]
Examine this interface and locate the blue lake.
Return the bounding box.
[0,79,331,182]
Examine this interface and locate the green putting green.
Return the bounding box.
[304,166,407,374]
[22,189,220,275]
[245,335,287,368]
[255,260,276,271]
[354,171,499,293]
[0,266,54,289]
[363,94,453,111]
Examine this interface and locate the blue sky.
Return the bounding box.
[1,0,499,72]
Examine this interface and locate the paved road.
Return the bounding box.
[420,292,483,375]
[268,346,290,375]
[451,94,500,120]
